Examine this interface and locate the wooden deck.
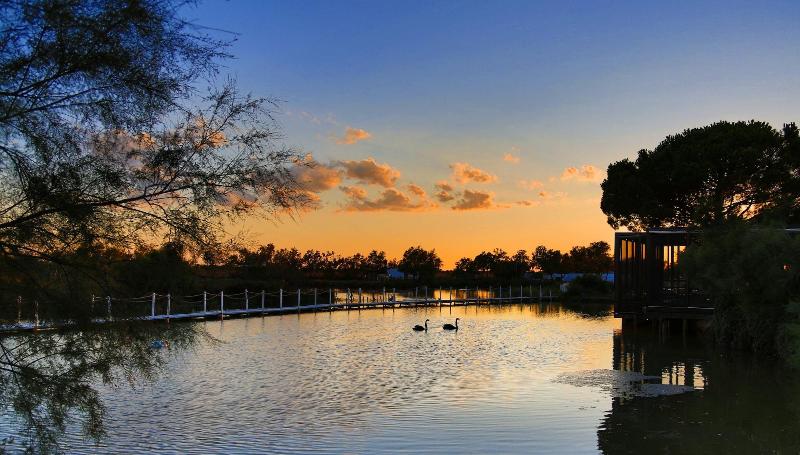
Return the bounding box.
[1,293,550,333]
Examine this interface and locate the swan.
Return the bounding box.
[443,318,459,330]
[413,319,429,331]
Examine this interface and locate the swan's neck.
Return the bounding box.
[424,321,428,329]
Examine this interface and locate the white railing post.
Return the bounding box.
[16,296,21,324]
[34,301,39,328]
[203,291,207,313]
[520,284,523,300]
[383,287,386,302]
[245,289,249,311]
[314,288,317,306]
[415,287,418,299]
[167,293,171,317]
[279,289,283,308]
[261,290,265,309]
[151,292,156,318]
[297,288,301,307]
[220,290,225,317]
[358,288,362,304]
[107,296,112,319]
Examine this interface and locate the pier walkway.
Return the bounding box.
[1,285,556,333]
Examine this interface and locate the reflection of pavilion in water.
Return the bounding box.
[612,322,708,390]
[599,323,800,454]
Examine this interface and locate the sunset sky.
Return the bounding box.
[192,0,799,267]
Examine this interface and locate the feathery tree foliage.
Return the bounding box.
[0,0,307,451]
[0,0,310,305]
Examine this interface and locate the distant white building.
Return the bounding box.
[387,267,406,279]
[545,272,615,283]
[553,272,614,293]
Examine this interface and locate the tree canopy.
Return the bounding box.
[680,222,800,363]
[398,246,442,280]
[601,121,800,231]
[0,0,307,450]
[0,0,310,303]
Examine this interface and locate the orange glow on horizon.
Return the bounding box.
[233,202,615,269]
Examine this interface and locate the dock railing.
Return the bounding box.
[1,284,557,332]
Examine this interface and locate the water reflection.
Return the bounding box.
[54,304,618,454]
[3,304,799,453]
[0,322,203,453]
[598,323,800,453]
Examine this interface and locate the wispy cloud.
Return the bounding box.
[287,110,339,126]
[340,185,368,200]
[335,157,400,187]
[339,186,436,212]
[292,155,343,192]
[434,180,455,202]
[289,155,344,209]
[518,179,544,190]
[450,162,497,184]
[515,199,539,207]
[336,126,372,145]
[538,190,567,201]
[407,183,427,197]
[560,164,603,182]
[436,191,455,203]
[503,152,520,163]
[452,189,500,210]
[435,181,453,192]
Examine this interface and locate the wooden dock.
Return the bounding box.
[1,286,557,333]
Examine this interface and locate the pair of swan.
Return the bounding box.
[413,318,459,331]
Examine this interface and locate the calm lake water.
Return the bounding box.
[43,304,800,453]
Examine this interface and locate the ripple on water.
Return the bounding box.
[554,369,697,398]
[46,305,627,454]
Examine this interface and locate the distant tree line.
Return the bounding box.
[454,241,613,281]
[216,240,612,284]
[1,240,614,304]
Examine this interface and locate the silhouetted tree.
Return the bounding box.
[398,246,442,281]
[472,251,495,275]
[511,249,531,276]
[453,257,474,278]
[532,245,563,275]
[365,250,389,280]
[563,241,613,273]
[601,121,800,230]
[0,0,307,449]
[0,0,311,304]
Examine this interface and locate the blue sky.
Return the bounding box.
[188,0,800,264]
